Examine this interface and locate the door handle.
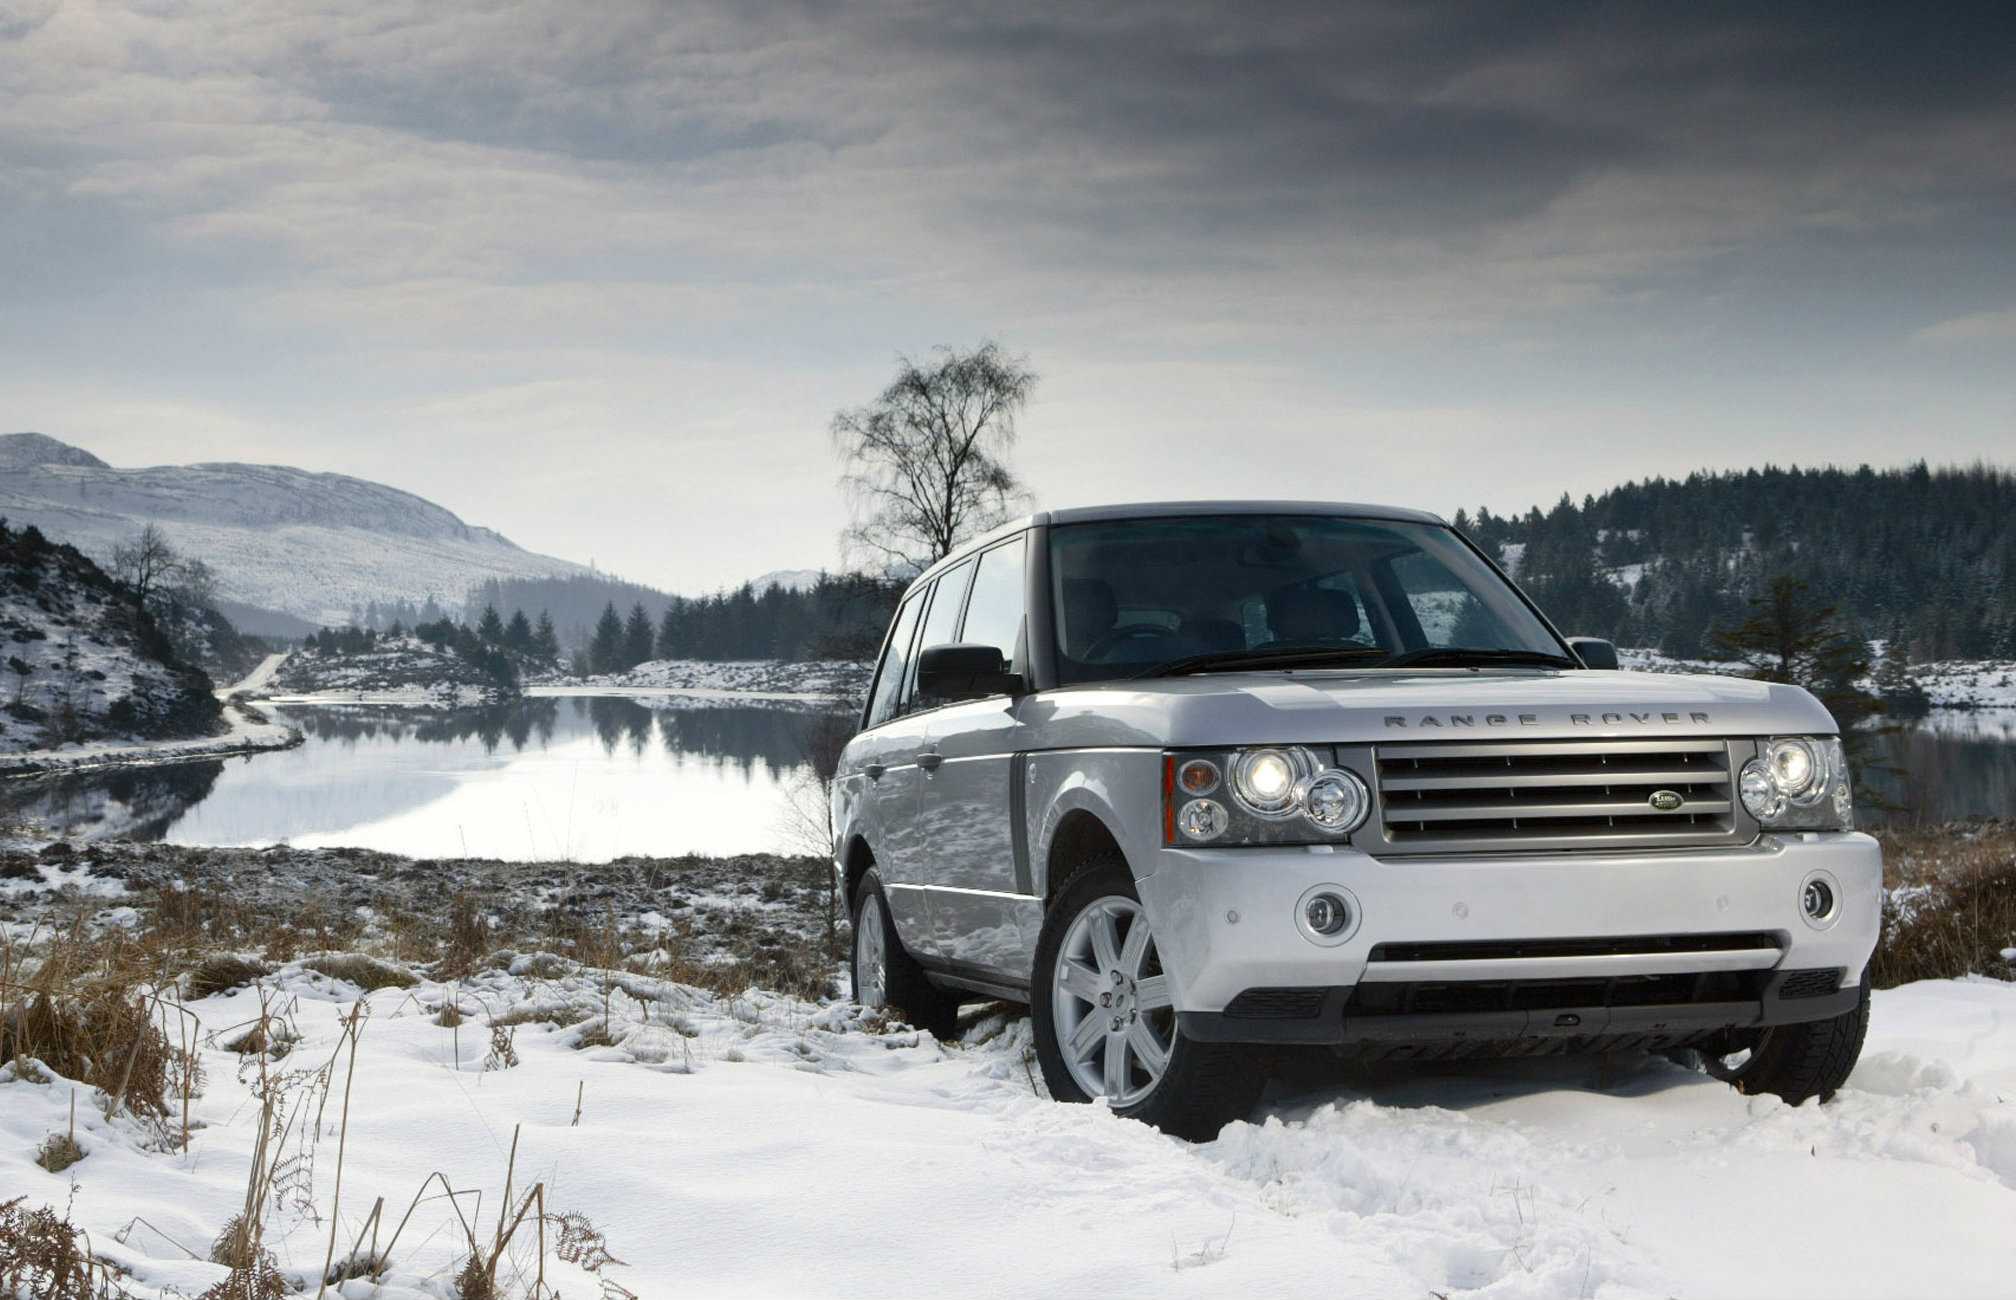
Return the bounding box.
[917,752,944,773]
[864,763,886,781]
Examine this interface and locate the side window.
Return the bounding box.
[901,559,976,710]
[958,536,1027,674]
[864,593,923,729]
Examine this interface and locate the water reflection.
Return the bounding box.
[1,761,226,842]
[294,699,562,753]
[1863,712,2016,827]
[4,697,840,860]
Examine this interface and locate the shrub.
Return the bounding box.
[1870,826,2016,987]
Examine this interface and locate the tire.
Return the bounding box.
[1031,860,1265,1141]
[851,868,961,1039]
[1701,981,1871,1105]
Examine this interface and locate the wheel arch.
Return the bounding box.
[840,834,876,909]
[1043,808,1128,908]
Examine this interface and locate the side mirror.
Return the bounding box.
[1568,637,1619,670]
[916,643,1024,701]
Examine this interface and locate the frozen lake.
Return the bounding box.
[2,699,2011,859]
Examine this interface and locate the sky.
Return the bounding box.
[3,0,2014,595]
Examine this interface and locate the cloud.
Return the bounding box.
[2,0,2013,590]
[1914,309,2016,344]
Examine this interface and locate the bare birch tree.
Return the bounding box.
[111,523,178,614]
[831,342,1036,573]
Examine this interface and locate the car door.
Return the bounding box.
[919,534,1037,978]
[855,587,934,949]
[871,558,972,959]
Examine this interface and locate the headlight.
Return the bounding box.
[1166,748,1370,845]
[1739,736,1853,830]
[1229,748,1319,818]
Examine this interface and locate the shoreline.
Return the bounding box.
[0,697,301,778]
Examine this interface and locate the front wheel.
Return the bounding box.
[1031,861,1264,1141]
[1693,981,1871,1104]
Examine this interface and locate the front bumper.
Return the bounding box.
[1135,832,1881,1047]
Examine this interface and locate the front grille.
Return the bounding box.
[1777,968,1845,999]
[1373,739,1746,854]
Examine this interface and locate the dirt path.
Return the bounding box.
[219,649,289,696]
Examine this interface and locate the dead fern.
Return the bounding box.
[0,1197,133,1300]
[553,1212,625,1274]
[484,1024,519,1071]
[195,1250,287,1300]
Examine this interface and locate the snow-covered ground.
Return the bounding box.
[4,964,2012,1299]
[0,655,299,775]
[1618,647,2016,711]
[535,657,872,702]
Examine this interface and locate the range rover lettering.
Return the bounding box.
[834,502,1879,1139]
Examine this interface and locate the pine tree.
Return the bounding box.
[1711,576,1880,734]
[477,604,505,644]
[1874,617,1930,720]
[504,609,533,653]
[532,610,560,662]
[623,603,655,670]
[589,602,625,675]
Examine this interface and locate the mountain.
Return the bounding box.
[0,433,593,628]
[751,568,824,593]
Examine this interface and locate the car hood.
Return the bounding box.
[1016,668,1838,748]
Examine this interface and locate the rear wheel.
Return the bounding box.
[1031,861,1264,1141]
[1694,981,1871,1104]
[851,869,960,1039]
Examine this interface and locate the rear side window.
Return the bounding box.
[959,536,1027,674]
[864,594,923,728]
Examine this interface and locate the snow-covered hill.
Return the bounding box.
[0,433,593,627]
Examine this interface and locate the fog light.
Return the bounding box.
[1304,891,1350,936]
[1177,799,1229,841]
[1802,877,1835,921]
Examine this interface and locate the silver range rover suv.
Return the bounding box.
[833,502,1879,1139]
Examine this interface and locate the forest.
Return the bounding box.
[1459,462,2016,661]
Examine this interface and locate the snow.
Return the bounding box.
[0,652,300,774]
[4,967,2013,1298]
[1619,647,2016,713]
[0,696,297,775]
[0,436,594,626]
[539,657,872,702]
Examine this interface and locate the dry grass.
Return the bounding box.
[1870,824,2016,988]
[37,1130,85,1173]
[0,919,199,1127]
[186,955,274,1002]
[301,953,418,992]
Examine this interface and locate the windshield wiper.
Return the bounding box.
[1134,646,1390,679]
[1375,647,1579,670]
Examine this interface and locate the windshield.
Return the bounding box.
[1048,514,1569,685]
